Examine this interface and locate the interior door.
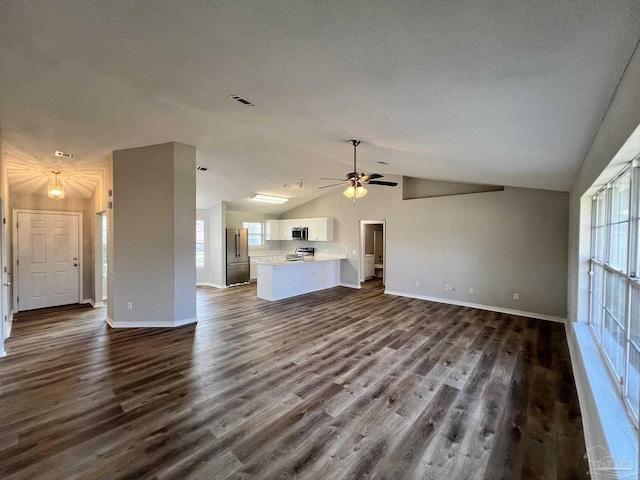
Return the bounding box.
[17,212,80,311]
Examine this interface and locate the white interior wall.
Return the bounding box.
[210,202,226,288]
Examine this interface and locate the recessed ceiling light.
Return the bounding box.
[228,95,255,107]
[250,194,289,204]
[54,150,76,159]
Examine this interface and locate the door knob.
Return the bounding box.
[73,257,78,260]
[3,282,11,286]
[74,264,78,267]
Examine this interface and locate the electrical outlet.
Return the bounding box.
[513,293,519,300]
[352,250,356,255]
[126,302,133,310]
[415,281,420,287]
[469,287,474,294]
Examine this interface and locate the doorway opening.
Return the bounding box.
[359,220,385,285]
[94,212,107,306]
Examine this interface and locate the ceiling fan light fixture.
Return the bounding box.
[48,170,64,199]
[250,193,289,204]
[343,185,367,199]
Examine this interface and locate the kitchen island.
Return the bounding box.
[257,254,346,301]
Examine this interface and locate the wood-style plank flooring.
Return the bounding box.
[0,280,589,479]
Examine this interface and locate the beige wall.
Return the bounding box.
[109,142,196,326]
[282,183,569,318]
[10,192,94,302]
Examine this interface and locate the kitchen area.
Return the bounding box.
[223,214,347,301]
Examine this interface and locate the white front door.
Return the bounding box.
[17,212,80,311]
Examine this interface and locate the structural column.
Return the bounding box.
[107,142,196,327]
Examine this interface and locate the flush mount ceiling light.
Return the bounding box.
[48,170,64,199]
[250,194,289,204]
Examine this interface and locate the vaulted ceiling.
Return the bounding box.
[1,1,639,213]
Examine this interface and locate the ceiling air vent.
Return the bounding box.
[228,95,255,107]
[54,150,76,159]
[196,166,208,171]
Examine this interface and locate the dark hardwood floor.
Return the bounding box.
[0,280,589,479]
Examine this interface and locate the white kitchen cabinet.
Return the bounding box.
[250,256,266,280]
[280,219,294,240]
[265,220,281,241]
[263,217,334,242]
[306,217,334,241]
[363,254,375,280]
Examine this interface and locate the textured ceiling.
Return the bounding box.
[0,1,639,212]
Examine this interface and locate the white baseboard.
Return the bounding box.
[383,290,566,323]
[196,282,228,289]
[90,300,105,308]
[106,316,197,328]
[340,283,361,289]
[80,298,92,305]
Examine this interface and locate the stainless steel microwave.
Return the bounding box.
[292,227,308,240]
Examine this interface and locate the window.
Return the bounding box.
[589,160,639,424]
[243,222,263,246]
[196,220,205,268]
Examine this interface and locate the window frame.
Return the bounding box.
[589,160,639,426]
[242,221,264,247]
[196,219,205,269]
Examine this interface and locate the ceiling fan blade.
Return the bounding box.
[318,182,346,189]
[367,180,398,187]
[320,177,346,181]
[360,173,383,182]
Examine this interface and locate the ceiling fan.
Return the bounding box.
[319,140,398,201]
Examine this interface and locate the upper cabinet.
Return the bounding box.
[264,217,334,241]
[265,219,281,241]
[306,217,334,241]
[281,219,294,240]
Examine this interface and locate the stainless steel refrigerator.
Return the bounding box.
[226,228,250,285]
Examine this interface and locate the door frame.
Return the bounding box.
[359,220,386,285]
[13,209,84,313]
[0,199,5,357]
[93,212,107,307]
